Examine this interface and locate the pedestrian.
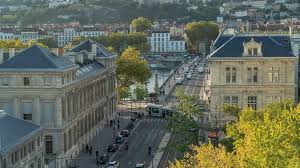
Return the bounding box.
[89,146,93,155]
[117,123,120,130]
[117,120,120,124]
[95,150,99,165]
[85,144,89,153]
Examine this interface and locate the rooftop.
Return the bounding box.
[70,39,116,58]
[0,45,77,72]
[0,113,42,154]
[210,34,295,58]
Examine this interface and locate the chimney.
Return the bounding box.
[8,48,15,59]
[91,43,97,54]
[51,48,59,56]
[58,48,64,56]
[0,49,3,64]
[76,54,84,64]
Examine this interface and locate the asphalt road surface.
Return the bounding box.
[110,117,167,168]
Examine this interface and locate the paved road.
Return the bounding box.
[111,117,167,168]
[159,57,207,166]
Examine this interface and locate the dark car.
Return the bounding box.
[98,154,109,164]
[120,130,130,137]
[107,144,119,152]
[115,136,125,144]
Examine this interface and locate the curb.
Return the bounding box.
[148,132,171,168]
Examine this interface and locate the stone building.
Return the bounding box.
[0,39,117,167]
[208,33,298,125]
[0,112,44,168]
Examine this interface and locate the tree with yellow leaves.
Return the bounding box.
[170,100,300,168]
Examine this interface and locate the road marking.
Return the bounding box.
[148,133,171,168]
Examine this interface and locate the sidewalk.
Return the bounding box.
[148,133,171,168]
[74,117,134,168]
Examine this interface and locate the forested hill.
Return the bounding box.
[0,0,220,25]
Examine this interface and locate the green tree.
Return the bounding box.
[28,39,49,49]
[0,39,27,50]
[166,90,203,152]
[116,47,151,88]
[71,36,86,45]
[185,21,219,52]
[131,17,152,32]
[37,37,57,48]
[134,83,148,101]
[117,86,131,100]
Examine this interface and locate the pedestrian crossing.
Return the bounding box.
[142,118,167,122]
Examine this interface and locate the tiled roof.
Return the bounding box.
[210,35,295,58]
[0,113,41,154]
[70,39,115,57]
[0,45,77,70]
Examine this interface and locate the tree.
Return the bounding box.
[28,40,49,49]
[37,37,58,48]
[166,90,203,152]
[116,47,151,88]
[185,21,219,52]
[221,103,241,117]
[131,17,152,33]
[71,36,86,45]
[170,100,300,168]
[170,143,236,168]
[134,83,148,101]
[0,39,27,50]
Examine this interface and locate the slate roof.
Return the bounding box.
[0,113,42,154]
[70,39,115,57]
[0,45,77,71]
[76,61,106,80]
[210,35,295,58]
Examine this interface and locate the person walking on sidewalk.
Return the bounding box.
[85,144,89,153]
[89,146,93,155]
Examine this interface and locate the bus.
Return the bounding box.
[145,103,173,117]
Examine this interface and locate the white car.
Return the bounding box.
[187,74,192,80]
[136,163,145,168]
[176,77,183,84]
[107,161,120,168]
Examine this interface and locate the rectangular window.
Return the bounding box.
[253,48,258,55]
[1,77,9,86]
[253,67,258,83]
[232,96,238,105]
[43,77,51,86]
[232,67,236,83]
[226,67,231,83]
[247,67,252,83]
[247,96,257,110]
[247,67,258,83]
[23,77,30,86]
[224,96,231,104]
[45,135,53,154]
[23,102,33,120]
[268,67,273,82]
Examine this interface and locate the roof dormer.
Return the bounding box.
[242,38,263,57]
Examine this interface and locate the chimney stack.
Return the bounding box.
[8,48,15,59]
[0,49,3,64]
[51,48,59,56]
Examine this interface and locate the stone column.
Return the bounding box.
[34,96,41,124]
[56,97,63,127]
[13,97,20,118]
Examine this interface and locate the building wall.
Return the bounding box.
[209,58,298,110]
[0,57,117,168]
[0,130,45,168]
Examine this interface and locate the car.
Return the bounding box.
[187,74,192,80]
[176,77,183,85]
[98,154,109,164]
[115,136,125,144]
[136,162,145,168]
[121,130,130,137]
[107,161,120,168]
[107,144,119,152]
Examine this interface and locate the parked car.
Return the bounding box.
[121,130,130,137]
[176,77,183,85]
[107,144,119,152]
[115,136,125,144]
[107,161,120,168]
[136,162,145,168]
[187,73,192,80]
[98,154,109,164]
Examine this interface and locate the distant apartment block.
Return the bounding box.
[208,31,298,125]
[52,26,107,47]
[148,30,186,53]
[0,112,44,168]
[0,39,117,168]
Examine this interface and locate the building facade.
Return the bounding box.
[208,34,298,125]
[148,30,186,53]
[0,39,117,168]
[0,112,45,168]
